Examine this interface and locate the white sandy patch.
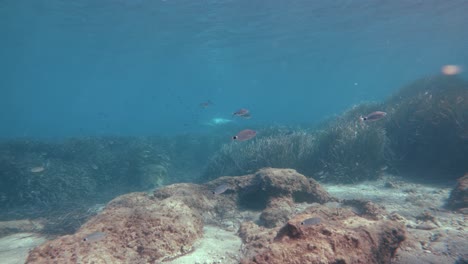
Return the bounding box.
[323,176,452,219]
[167,225,241,264]
[0,233,46,264]
[322,175,467,263]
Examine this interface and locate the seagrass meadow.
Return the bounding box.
[1,75,466,235]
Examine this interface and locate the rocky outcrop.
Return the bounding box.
[26,168,406,263]
[154,168,334,226]
[26,193,203,263]
[239,206,406,264]
[447,173,468,212]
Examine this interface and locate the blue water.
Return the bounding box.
[1,0,467,139]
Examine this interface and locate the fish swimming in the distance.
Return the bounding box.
[360,111,387,122]
[233,108,251,119]
[212,183,230,195]
[199,100,214,108]
[233,129,257,141]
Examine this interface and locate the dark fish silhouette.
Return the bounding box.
[233,129,257,141]
[360,111,387,122]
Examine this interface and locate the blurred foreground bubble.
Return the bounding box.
[441,65,462,75]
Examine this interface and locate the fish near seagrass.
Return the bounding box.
[233,129,257,141]
[360,111,387,122]
[233,108,251,118]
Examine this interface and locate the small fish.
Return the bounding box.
[83,231,106,242]
[200,100,214,108]
[233,108,251,119]
[300,217,322,226]
[233,129,257,141]
[212,183,230,195]
[360,111,387,122]
[30,166,45,173]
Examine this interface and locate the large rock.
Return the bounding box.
[210,168,333,210]
[239,205,406,264]
[447,173,468,212]
[24,168,342,263]
[26,193,203,263]
[154,168,334,226]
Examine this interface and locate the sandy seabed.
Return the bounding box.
[0,233,46,264]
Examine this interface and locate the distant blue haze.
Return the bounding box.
[1,0,467,139]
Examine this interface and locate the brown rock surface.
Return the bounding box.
[253,168,332,203]
[259,197,295,228]
[239,206,406,264]
[342,199,387,220]
[26,193,203,263]
[154,168,334,224]
[447,173,468,212]
[24,168,337,263]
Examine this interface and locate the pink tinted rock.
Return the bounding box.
[240,209,406,264]
[26,168,336,263]
[26,193,203,263]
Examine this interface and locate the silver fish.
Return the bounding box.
[212,184,230,195]
[300,217,322,226]
[233,129,257,141]
[360,111,387,122]
[83,231,106,242]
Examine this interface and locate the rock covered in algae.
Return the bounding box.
[239,207,406,264]
[153,168,335,224]
[26,192,203,263]
[28,168,402,263]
